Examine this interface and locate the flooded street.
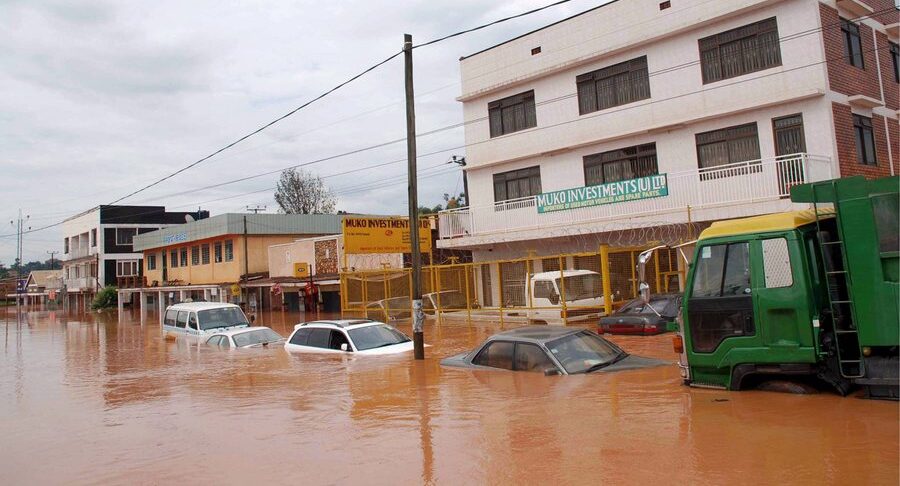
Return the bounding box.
[1,307,897,485]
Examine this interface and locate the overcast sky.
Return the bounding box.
[0,0,607,265]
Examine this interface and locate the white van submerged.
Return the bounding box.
[524,270,605,325]
[162,302,252,339]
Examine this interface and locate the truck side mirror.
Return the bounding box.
[637,249,654,305]
[340,343,349,352]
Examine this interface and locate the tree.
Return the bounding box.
[274,168,336,214]
[443,192,467,209]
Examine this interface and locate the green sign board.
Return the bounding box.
[536,174,669,213]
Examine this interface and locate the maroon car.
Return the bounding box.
[598,294,681,335]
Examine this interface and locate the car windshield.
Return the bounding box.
[348,324,411,351]
[556,274,602,301]
[232,328,283,347]
[545,331,623,374]
[197,307,250,330]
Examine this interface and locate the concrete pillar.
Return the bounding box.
[203,288,211,302]
[157,291,165,325]
[139,290,148,325]
[179,290,186,303]
[117,291,125,321]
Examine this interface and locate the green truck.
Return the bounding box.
[641,175,898,399]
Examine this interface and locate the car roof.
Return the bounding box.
[166,302,241,312]
[531,269,598,280]
[293,319,384,331]
[490,325,583,342]
[211,326,275,337]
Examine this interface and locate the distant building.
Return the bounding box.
[130,213,344,311]
[61,205,208,309]
[266,234,403,311]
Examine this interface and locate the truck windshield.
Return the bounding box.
[197,308,250,331]
[557,274,602,301]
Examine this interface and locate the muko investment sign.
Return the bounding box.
[342,217,432,254]
[536,174,669,213]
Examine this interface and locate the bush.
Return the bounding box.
[92,286,118,310]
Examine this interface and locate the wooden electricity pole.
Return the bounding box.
[404,33,424,360]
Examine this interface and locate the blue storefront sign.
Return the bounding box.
[163,232,188,244]
[535,174,669,213]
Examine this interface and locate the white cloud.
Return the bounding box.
[0,0,605,263]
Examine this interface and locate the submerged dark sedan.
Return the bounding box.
[598,294,681,335]
[440,326,668,375]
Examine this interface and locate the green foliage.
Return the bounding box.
[91,286,118,310]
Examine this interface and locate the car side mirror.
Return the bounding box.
[340,343,349,352]
[544,368,562,376]
[548,293,560,305]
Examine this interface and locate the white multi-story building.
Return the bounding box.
[438,0,898,265]
[61,205,208,306]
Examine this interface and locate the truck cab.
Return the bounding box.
[526,270,605,325]
[669,176,898,399]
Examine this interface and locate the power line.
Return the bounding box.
[106,50,404,205]
[413,0,575,48]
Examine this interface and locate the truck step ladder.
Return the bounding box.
[812,183,864,379]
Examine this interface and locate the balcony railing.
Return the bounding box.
[64,277,98,291]
[438,153,832,240]
[117,276,147,289]
[66,246,94,260]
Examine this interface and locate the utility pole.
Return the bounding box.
[10,210,30,312]
[404,33,424,360]
[47,250,59,270]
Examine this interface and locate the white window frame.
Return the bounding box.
[116,228,137,246]
[116,260,140,277]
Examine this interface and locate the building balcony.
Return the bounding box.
[437,153,833,248]
[64,277,98,291]
[117,276,147,289]
[66,246,96,260]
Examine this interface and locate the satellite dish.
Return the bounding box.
[185,214,195,223]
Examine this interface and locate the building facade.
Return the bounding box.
[129,213,344,312]
[61,206,208,306]
[439,0,898,263]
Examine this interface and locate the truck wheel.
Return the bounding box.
[755,379,818,395]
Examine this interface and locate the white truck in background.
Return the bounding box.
[516,270,606,325]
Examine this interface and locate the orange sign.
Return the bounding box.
[342,217,432,254]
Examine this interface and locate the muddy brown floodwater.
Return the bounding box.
[1,306,897,485]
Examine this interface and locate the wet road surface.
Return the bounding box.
[1,307,897,485]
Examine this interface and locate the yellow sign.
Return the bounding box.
[293,262,310,278]
[342,217,432,254]
[230,283,241,296]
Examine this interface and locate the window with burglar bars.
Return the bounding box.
[890,42,899,83]
[576,56,650,114]
[224,240,234,262]
[841,18,864,69]
[695,122,761,179]
[853,114,877,166]
[493,166,542,203]
[201,244,210,265]
[180,248,188,267]
[488,90,537,137]
[699,17,781,83]
[170,250,178,268]
[772,114,806,156]
[191,246,200,266]
[584,143,658,186]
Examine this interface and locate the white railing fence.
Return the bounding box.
[438,153,832,239]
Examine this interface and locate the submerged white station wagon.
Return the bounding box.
[163,302,252,339]
[284,319,417,355]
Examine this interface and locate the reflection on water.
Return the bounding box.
[1,307,897,485]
